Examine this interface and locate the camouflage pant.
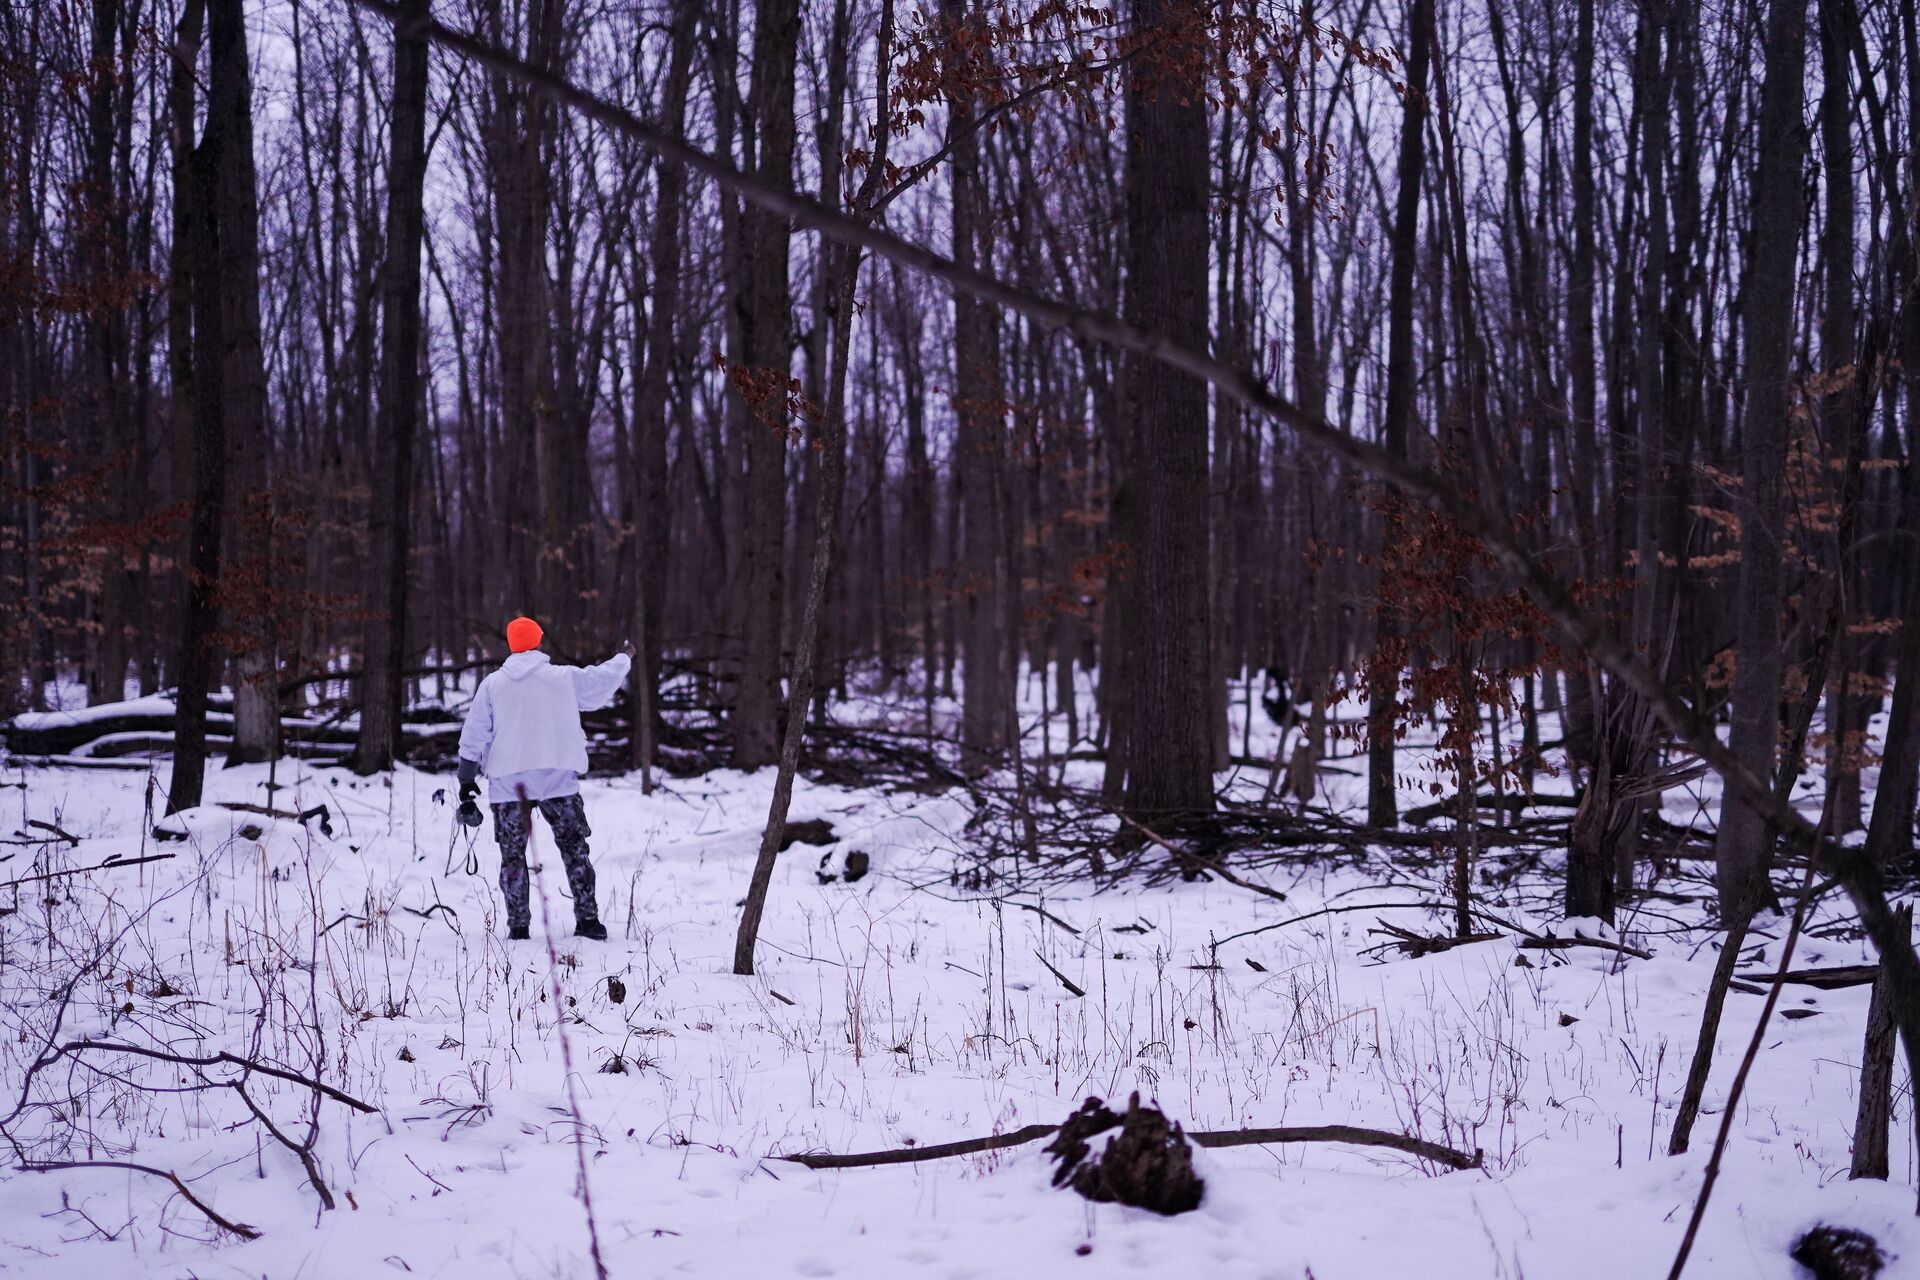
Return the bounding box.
[490,794,599,930]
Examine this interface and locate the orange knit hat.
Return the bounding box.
[506,616,543,653]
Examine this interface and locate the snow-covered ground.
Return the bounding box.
[0,680,1912,1278]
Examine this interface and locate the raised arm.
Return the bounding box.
[570,651,632,711]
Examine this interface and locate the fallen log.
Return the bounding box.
[1189,1124,1482,1171]
[1735,964,1880,991]
[5,697,460,758]
[774,1117,1479,1173]
[778,1123,1060,1169]
[1404,792,1579,826]
[1518,934,1655,961]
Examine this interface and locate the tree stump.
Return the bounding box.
[1044,1094,1204,1215]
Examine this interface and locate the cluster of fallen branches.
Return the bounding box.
[4,980,377,1241]
[948,772,1659,911]
[1,826,377,1243]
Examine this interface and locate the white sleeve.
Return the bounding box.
[458,678,495,766]
[569,652,632,712]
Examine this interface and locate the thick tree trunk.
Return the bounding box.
[1367,0,1431,829]
[1105,0,1214,823]
[201,0,277,767]
[1714,0,1808,925]
[728,0,801,769]
[83,0,129,708]
[489,0,562,621]
[354,0,432,774]
[1565,689,1655,922]
[1865,0,1920,871]
[947,0,1009,772]
[1560,0,1601,785]
[629,13,696,773]
[1819,0,1862,834]
[166,0,218,813]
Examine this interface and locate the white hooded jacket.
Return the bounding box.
[458,650,630,801]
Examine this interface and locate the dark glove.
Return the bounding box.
[457,779,483,828]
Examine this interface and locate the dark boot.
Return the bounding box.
[575,919,608,942]
[507,925,530,941]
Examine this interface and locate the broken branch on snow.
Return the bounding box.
[775,1118,1479,1173]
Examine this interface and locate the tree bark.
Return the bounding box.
[1672,0,1810,1158]
[83,0,130,709]
[1368,0,1432,829]
[205,0,277,767]
[947,0,1010,773]
[1818,0,1862,834]
[354,0,433,774]
[1105,0,1214,823]
[1863,0,1920,871]
[629,12,697,774]
[166,0,219,813]
[1714,0,1808,925]
[728,0,801,769]
[1849,904,1906,1179]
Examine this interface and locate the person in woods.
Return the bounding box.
[456,617,631,941]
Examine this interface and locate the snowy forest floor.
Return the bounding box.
[0,677,1915,1278]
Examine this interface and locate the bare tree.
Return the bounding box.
[1671,0,1810,1158]
[354,0,434,774]
[1103,0,1214,823]
[728,0,802,768]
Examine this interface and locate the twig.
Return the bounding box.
[1517,933,1655,961]
[1468,903,1655,960]
[1032,950,1085,997]
[1210,901,1441,953]
[405,1153,453,1195]
[1117,814,1288,903]
[1016,901,1082,937]
[0,853,176,891]
[18,1160,260,1240]
[1366,921,1501,958]
[234,1083,335,1211]
[55,1041,376,1113]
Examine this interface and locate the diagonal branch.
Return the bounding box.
[234,1082,335,1211]
[18,1160,260,1240]
[57,1040,377,1114]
